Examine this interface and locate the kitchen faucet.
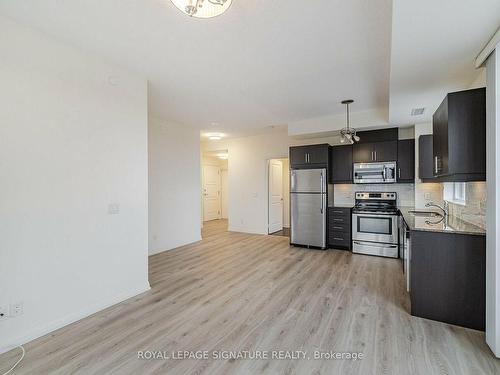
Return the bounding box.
[425,201,449,217]
[425,201,449,226]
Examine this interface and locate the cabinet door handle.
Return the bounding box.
[371,151,374,161]
[374,150,377,161]
[398,168,401,179]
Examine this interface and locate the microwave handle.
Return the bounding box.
[382,166,387,181]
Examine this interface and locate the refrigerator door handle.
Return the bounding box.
[320,172,324,213]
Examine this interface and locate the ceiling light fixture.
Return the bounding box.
[208,133,223,140]
[170,0,232,18]
[339,99,360,144]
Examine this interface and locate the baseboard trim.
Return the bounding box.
[0,282,151,354]
[148,235,202,256]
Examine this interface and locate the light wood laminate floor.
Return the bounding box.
[1,219,499,374]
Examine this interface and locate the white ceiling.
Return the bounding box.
[389,0,500,126]
[0,0,391,136]
[0,0,499,137]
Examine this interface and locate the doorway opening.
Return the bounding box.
[202,150,228,235]
[268,158,290,237]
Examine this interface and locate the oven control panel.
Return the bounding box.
[355,192,396,200]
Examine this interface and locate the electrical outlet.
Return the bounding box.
[107,203,120,215]
[0,305,8,320]
[10,302,23,317]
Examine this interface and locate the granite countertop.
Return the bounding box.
[399,206,486,236]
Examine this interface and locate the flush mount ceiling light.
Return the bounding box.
[208,133,223,140]
[339,99,360,144]
[170,0,232,18]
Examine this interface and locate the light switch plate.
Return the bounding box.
[424,193,432,200]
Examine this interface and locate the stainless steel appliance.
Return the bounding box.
[290,168,327,249]
[399,216,411,291]
[352,192,399,258]
[353,162,396,184]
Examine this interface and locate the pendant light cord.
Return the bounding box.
[1,346,25,375]
[346,102,350,130]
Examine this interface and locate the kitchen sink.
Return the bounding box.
[408,210,443,218]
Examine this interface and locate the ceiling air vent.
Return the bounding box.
[411,107,425,116]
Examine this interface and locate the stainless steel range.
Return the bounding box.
[352,192,399,258]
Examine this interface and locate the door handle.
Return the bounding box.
[398,168,401,179]
[374,150,377,161]
[371,151,374,161]
[320,174,324,214]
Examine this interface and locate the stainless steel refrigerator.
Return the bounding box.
[290,168,327,249]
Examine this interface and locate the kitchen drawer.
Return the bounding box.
[329,222,350,232]
[329,207,351,217]
[329,232,351,248]
[330,216,350,224]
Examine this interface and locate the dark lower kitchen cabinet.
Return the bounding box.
[410,230,486,331]
[353,140,397,163]
[328,207,351,250]
[418,135,435,181]
[330,145,352,183]
[397,139,415,182]
[432,87,486,181]
[290,144,330,168]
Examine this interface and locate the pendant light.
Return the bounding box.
[170,0,232,18]
[340,99,360,144]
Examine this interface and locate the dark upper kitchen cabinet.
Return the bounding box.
[432,87,486,181]
[330,145,353,183]
[290,144,330,168]
[419,135,435,181]
[397,139,415,182]
[353,140,397,163]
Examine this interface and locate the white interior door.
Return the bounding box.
[203,165,221,221]
[221,169,228,219]
[268,160,283,233]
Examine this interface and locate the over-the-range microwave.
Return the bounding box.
[353,162,396,184]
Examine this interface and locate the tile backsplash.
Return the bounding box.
[333,183,415,207]
[447,182,486,229]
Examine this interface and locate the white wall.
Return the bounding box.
[149,118,201,255]
[0,16,150,351]
[486,47,500,357]
[280,158,290,228]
